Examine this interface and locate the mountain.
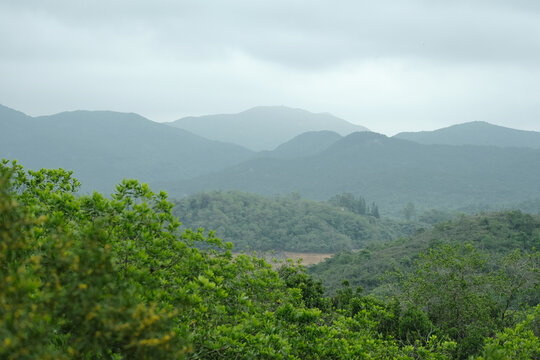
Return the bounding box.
[0,105,254,193]
[394,121,540,148]
[259,130,343,159]
[164,132,540,215]
[166,106,368,151]
[0,104,31,122]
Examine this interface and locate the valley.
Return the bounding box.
[2,104,540,359]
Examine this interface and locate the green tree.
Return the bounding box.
[403,243,539,359]
[476,305,540,360]
[0,161,186,359]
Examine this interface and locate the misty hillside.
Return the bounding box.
[166,106,368,151]
[0,105,254,193]
[258,130,343,159]
[165,131,540,214]
[394,121,540,148]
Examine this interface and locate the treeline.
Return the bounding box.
[1,161,539,359]
[173,191,411,252]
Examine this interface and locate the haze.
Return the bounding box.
[1,0,540,135]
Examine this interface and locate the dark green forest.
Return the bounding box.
[1,161,539,359]
[173,191,413,252]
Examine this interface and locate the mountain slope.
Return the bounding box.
[308,210,540,294]
[166,106,367,151]
[173,190,413,252]
[259,130,343,159]
[165,132,540,214]
[0,106,254,193]
[394,121,540,148]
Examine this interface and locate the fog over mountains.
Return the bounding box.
[166,106,368,151]
[2,103,540,214]
[0,104,254,193]
[166,131,540,213]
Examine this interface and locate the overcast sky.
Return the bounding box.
[1,0,540,135]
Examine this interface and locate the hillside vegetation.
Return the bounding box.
[309,210,540,295]
[1,161,539,359]
[173,191,413,252]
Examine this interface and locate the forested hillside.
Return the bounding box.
[1,161,539,359]
[309,210,540,295]
[173,191,413,252]
[0,105,254,193]
[168,132,540,215]
[4,104,540,217]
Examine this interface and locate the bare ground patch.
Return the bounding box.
[233,251,334,268]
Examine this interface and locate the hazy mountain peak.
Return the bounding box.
[394,121,540,148]
[267,130,342,158]
[0,104,32,121]
[240,105,330,117]
[167,106,368,151]
[36,109,151,123]
[336,131,388,145]
[0,105,254,194]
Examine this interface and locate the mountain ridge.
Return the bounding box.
[394,121,540,148]
[166,106,368,151]
[0,105,254,194]
[164,131,540,214]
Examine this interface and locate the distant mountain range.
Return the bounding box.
[0,104,253,193]
[3,103,540,214]
[166,106,368,151]
[394,121,540,148]
[165,131,540,214]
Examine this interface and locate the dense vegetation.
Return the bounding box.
[309,211,540,294]
[173,191,413,252]
[1,161,539,359]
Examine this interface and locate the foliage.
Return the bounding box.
[2,160,538,359]
[0,161,186,359]
[402,244,537,358]
[309,210,540,294]
[1,160,461,359]
[476,305,540,360]
[328,192,379,218]
[174,190,406,252]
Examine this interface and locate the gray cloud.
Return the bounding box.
[1,0,540,134]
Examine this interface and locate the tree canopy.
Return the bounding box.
[1,160,538,359]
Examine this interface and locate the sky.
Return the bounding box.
[1,0,540,136]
